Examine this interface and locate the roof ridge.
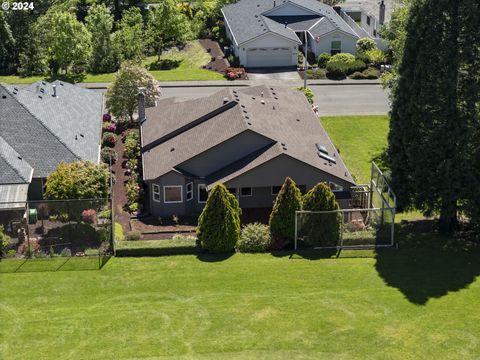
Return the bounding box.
[3,84,81,162]
[0,135,33,183]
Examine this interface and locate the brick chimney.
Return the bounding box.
[138,87,146,123]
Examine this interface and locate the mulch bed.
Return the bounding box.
[198,39,230,73]
[111,128,132,235]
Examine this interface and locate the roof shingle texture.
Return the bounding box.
[222,0,359,46]
[0,81,102,182]
[141,85,355,187]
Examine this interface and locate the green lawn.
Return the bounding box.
[321,115,389,184]
[0,41,223,84]
[1,242,480,359]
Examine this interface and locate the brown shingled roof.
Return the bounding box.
[141,85,355,186]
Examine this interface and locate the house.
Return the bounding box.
[0,80,103,211]
[140,85,356,218]
[222,0,384,68]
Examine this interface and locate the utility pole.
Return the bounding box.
[304,30,308,89]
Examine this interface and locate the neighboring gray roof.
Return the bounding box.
[0,136,33,184]
[222,0,360,46]
[0,81,102,182]
[141,85,355,186]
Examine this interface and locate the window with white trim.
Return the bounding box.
[152,184,160,202]
[186,182,193,201]
[163,185,183,203]
[198,184,208,203]
[271,186,282,195]
[240,187,252,197]
[331,40,341,55]
[329,182,344,192]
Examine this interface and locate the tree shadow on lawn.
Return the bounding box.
[196,252,234,262]
[375,220,480,305]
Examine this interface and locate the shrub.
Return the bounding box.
[60,248,72,257]
[301,182,341,247]
[0,225,11,255]
[294,86,314,104]
[124,130,140,159]
[326,54,366,77]
[317,53,331,68]
[125,231,142,241]
[269,177,302,247]
[102,132,116,148]
[101,147,118,164]
[102,122,116,133]
[365,49,386,66]
[356,37,377,53]
[306,68,326,79]
[236,223,272,253]
[197,184,241,253]
[298,51,304,66]
[81,209,97,224]
[128,202,141,213]
[224,67,244,80]
[227,54,240,67]
[103,113,111,122]
[99,209,111,219]
[350,67,381,79]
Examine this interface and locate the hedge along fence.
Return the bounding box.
[115,237,202,257]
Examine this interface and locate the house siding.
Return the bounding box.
[310,30,357,56]
[239,33,299,67]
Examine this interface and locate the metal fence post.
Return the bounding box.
[294,211,298,251]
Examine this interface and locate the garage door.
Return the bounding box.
[246,47,293,68]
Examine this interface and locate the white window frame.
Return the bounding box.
[240,187,253,197]
[152,184,161,203]
[163,185,183,203]
[331,40,342,52]
[198,184,208,203]
[271,186,282,196]
[186,182,193,201]
[329,181,344,192]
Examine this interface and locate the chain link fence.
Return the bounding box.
[0,198,113,272]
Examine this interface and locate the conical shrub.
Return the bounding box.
[301,182,340,247]
[197,184,241,253]
[269,177,302,246]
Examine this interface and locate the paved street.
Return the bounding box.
[159,84,390,116]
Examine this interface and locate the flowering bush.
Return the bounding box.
[102,132,116,148]
[224,67,245,80]
[102,122,117,133]
[103,113,112,122]
[81,209,97,224]
[124,130,140,159]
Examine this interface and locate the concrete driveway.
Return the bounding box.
[247,67,301,80]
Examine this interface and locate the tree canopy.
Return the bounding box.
[388,0,480,231]
[106,61,160,121]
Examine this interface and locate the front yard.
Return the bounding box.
[0,41,224,84]
[1,240,479,359]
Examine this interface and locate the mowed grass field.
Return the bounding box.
[1,249,480,359]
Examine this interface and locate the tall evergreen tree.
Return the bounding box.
[389,0,480,232]
[0,11,16,75]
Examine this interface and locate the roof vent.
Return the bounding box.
[80,134,84,138]
[223,97,229,104]
[17,156,22,160]
[13,87,18,91]
[261,100,265,104]
[1,95,6,99]
[38,95,42,99]
[316,143,328,154]
[170,147,175,152]
[52,84,57,98]
[317,152,336,164]
[247,122,252,125]
[296,118,300,122]
[261,92,264,97]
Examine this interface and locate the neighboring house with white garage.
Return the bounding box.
[222,0,383,68]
